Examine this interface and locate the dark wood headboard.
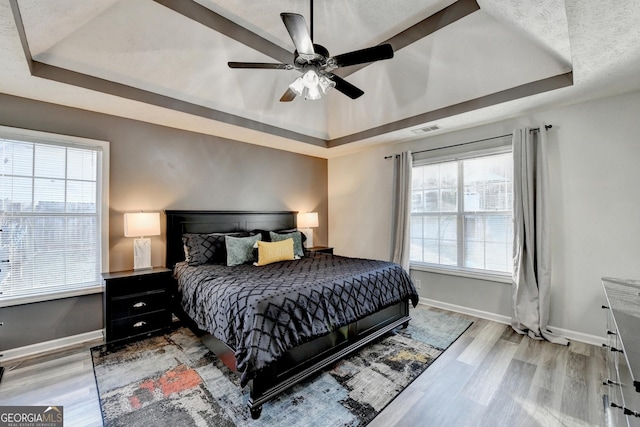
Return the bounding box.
[165,210,297,268]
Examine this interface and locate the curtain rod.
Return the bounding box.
[384,125,552,159]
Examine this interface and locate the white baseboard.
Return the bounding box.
[544,325,605,347]
[419,297,511,324]
[419,297,605,347]
[0,329,104,363]
[0,299,606,363]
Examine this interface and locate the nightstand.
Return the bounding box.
[306,246,334,255]
[102,267,172,345]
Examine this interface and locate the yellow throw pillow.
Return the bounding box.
[254,238,295,266]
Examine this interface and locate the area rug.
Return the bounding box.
[91,307,471,427]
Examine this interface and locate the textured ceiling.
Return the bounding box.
[0,0,639,158]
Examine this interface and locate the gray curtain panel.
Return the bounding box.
[511,128,568,345]
[391,151,412,272]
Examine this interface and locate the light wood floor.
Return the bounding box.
[0,306,607,427]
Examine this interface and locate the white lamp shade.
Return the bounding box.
[297,212,319,228]
[124,212,161,237]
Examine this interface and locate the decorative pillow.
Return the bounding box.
[254,239,295,266]
[182,232,249,265]
[274,229,307,244]
[226,233,262,266]
[182,233,222,266]
[270,231,304,257]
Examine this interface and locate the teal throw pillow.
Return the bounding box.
[225,234,262,266]
[269,231,304,257]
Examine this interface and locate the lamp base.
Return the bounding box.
[300,228,314,248]
[133,237,152,270]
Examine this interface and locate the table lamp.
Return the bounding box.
[297,212,318,248]
[124,212,160,270]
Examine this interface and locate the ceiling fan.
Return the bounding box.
[228,4,394,102]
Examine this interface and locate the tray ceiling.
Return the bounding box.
[1,0,639,158]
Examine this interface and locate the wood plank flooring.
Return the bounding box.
[0,306,607,427]
[0,340,104,427]
[370,308,607,427]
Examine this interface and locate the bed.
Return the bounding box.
[165,210,418,419]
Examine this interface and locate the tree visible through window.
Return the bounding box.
[0,131,107,302]
[410,151,513,274]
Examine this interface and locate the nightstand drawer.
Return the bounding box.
[107,274,170,297]
[110,310,171,340]
[110,290,168,319]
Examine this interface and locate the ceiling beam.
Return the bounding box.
[336,0,480,78]
[155,0,480,80]
[328,72,573,147]
[386,0,480,51]
[152,0,292,64]
[31,61,328,147]
[8,0,33,74]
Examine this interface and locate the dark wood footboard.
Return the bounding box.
[200,300,411,419]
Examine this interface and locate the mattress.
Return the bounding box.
[174,251,418,386]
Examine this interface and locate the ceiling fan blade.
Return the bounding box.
[279,88,297,102]
[328,75,364,99]
[228,62,292,69]
[281,13,315,56]
[332,44,394,68]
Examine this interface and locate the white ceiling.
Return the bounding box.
[1,0,639,158]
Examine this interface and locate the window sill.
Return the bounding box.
[409,263,512,284]
[0,285,104,308]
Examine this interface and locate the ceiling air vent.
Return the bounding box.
[411,125,441,135]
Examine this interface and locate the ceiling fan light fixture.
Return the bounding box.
[289,69,332,100]
[289,76,306,96]
[302,69,319,87]
[318,75,336,94]
[305,84,322,100]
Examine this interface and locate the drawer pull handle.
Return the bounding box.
[604,379,620,386]
[602,344,623,353]
[133,321,147,328]
[602,305,610,310]
[607,330,617,335]
[132,302,147,308]
[624,408,640,418]
[611,402,623,410]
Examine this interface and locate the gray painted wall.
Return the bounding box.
[0,294,103,350]
[0,93,328,352]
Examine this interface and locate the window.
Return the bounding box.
[0,126,109,305]
[410,149,513,277]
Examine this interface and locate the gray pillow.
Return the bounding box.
[182,233,222,266]
[225,234,262,266]
[269,231,304,257]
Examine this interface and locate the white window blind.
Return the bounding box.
[410,142,513,277]
[0,128,108,304]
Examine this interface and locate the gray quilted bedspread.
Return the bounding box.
[173,252,418,387]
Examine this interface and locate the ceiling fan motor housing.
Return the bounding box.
[294,43,331,68]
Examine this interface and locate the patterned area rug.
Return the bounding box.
[91,307,471,427]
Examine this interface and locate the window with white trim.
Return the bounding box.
[0,126,109,304]
[410,147,513,276]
